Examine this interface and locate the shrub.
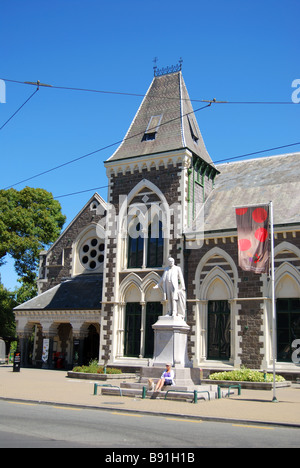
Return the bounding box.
[209,368,285,383]
[72,359,122,375]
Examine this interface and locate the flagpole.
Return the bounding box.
[270,201,278,403]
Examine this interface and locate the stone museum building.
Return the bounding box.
[14,65,300,376]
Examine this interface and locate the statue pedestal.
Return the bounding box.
[152,315,192,368]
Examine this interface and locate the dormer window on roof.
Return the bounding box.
[187,115,199,143]
[143,114,163,141]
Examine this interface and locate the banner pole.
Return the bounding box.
[270,201,278,403]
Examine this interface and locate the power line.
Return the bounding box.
[54,185,109,199]
[0,77,295,105]
[214,141,300,164]
[2,103,212,190]
[52,141,300,200]
[0,87,39,132]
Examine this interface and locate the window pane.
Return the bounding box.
[277,299,300,362]
[128,223,144,268]
[147,220,163,268]
[124,303,141,357]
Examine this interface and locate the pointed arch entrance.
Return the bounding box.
[195,248,238,366]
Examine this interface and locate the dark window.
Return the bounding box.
[277,298,300,362]
[128,223,144,268]
[143,114,163,141]
[187,115,199,142]
[147,219,164,268]
[207,300,231,360]
[124,303,142,357]
[142,132,156,141]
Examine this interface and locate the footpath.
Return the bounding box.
[0,366,299,428]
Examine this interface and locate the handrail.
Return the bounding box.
[218,384,241,399]
[93,383,122,396]
[164,389,210,403]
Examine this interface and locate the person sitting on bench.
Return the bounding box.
[155,364,175,391]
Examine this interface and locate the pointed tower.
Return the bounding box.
[101,67,218,366]
[107,69,213,164]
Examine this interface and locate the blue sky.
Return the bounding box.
[0,0,299,290]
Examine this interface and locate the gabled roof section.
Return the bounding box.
[45,193,107,255]
[106,71,213,165]
[186,152,300,234]
[14,274,103,311]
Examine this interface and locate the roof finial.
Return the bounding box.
[154,59,183,77]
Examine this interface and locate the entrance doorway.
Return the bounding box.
[83,324,100,364]
[207,300,231,360]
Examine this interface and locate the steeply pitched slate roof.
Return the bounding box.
[106,72,213,165]
[194,153,300,233]
[14,274,103,311]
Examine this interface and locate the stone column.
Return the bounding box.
[140,302,146,359]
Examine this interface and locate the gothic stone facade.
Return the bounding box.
[14,70,300,374]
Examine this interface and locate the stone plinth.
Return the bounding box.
[152,315,192,368]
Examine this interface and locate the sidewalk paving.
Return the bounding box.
[0,366,299,428]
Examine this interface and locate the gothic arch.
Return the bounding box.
[195,246,238,300]
[119,273,143,303]
[274,241,300,258]
[270,241,300,298]
[200,266,234,301]
[118,179,170,234]
[193,247,237,366]
[142,271,163,298]
[118,179,171,269]
[270,262,300,298]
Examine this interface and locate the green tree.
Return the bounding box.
[0,187,66,283]
[0,281,17,339]
[0,187,66,341]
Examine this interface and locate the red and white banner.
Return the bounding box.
[235,205,270,274]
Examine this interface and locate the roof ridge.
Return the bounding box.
[216,151,300,167]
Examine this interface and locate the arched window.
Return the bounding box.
[128,222,144,269]
[127,218,164,269]
[147,218,163,268]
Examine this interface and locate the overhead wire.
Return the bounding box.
[1,77,298,193]
[2,103,212,190]
[0,87,39,132]
[0,77,295,105]
[213,141,300,164]
[54,185,109,199]
[52,141,300,199]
